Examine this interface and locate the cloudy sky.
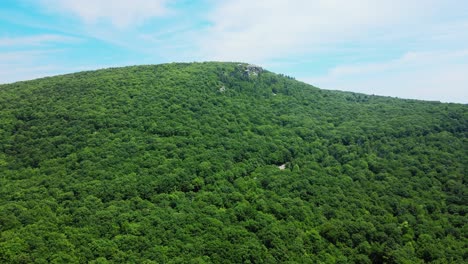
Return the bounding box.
[1,0,467,103]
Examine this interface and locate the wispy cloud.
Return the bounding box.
[0,50,59,83]
[0,34,80,47]
[0,33,82,83]
[40,0,170,29]
[0,49,126,84]
[193,0,447,63]
[302,49,468,103]
[323,50,468,76]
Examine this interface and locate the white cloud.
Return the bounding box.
[40,0,169,29]
[0,34,81,83]
[302,50,468,103]
[0,50,58,83]
[0,34,79,47]
[195,0,450,63]
[0,50,127,84]
[325,50,468,76]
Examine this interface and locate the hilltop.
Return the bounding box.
[0,62,466,263]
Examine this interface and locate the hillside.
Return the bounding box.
[0,62,466,263]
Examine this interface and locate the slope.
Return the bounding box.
[0,62,466,263]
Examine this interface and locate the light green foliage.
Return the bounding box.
[0,62,466,263]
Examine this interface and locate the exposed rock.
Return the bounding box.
[244,64,263,77]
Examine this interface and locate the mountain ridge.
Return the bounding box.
[2,62,463,104]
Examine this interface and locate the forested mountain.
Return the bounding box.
[0,62,466,263]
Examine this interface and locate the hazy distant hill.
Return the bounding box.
[0,62,466,263]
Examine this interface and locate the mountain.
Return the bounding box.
[0,62,466,263]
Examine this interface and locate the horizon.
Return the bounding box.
[1,0,467,103]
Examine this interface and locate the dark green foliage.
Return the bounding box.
[0,62,466,263]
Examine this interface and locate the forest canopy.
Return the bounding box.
[0,62,466,263]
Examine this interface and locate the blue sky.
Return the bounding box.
[1,0,467,103]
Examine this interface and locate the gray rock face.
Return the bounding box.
[244,64,263,76]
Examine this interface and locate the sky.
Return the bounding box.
[1,0,467,103]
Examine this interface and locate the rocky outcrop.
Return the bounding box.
[243,64,263,77]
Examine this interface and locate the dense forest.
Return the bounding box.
[0,62,466,263]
